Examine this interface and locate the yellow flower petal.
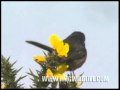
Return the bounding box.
[49,34,69,57]
[57,43,69,57]
[63,43,69,54]
[49,34,61,49]
[56,40,64,54]
[33,55,46,63]
[56,64,69,74]
[54,73,66,80]
[1,84,5,89]
[46,68,54,77]
[76,81,83,87]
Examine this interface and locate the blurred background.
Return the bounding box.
[1,1,118,88]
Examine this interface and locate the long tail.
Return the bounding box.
[26,41,53,53]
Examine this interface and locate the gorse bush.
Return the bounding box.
[1,55,26,89]
[1,34,84,89]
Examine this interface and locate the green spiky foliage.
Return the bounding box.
[27,52,83,89]
[27,52,54,89]
[1,55,26,89]
[27,69,50,89]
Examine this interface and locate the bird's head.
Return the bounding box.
[70,31,85,42]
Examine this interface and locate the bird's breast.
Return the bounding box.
[68,55,87,71]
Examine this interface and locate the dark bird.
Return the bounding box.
[26,31,87,71]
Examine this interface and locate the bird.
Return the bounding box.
[26,31,87,71]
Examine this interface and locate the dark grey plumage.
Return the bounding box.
[63,32,87,71]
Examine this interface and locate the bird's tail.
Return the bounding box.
[26,41,53,53]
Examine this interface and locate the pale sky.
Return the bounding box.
[2,1,118,88]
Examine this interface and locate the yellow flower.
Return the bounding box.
[76,81,83,87]
[56,64,69,74]
[49,34,69,57]
[1,83,5,89]
[56,42,69,57]
[49,34,61,49]
[33,55,46,63]
[46,69,66,80]
[54,73,66,80]
[46,68,54,77]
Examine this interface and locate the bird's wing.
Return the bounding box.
[66,46,87,63]
[26,41,53,53]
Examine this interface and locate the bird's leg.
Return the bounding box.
[70,71,73,76]
[70,71,75,78]
[73,71,75,77]
[73,71,77,82]
[69,71,72,81]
